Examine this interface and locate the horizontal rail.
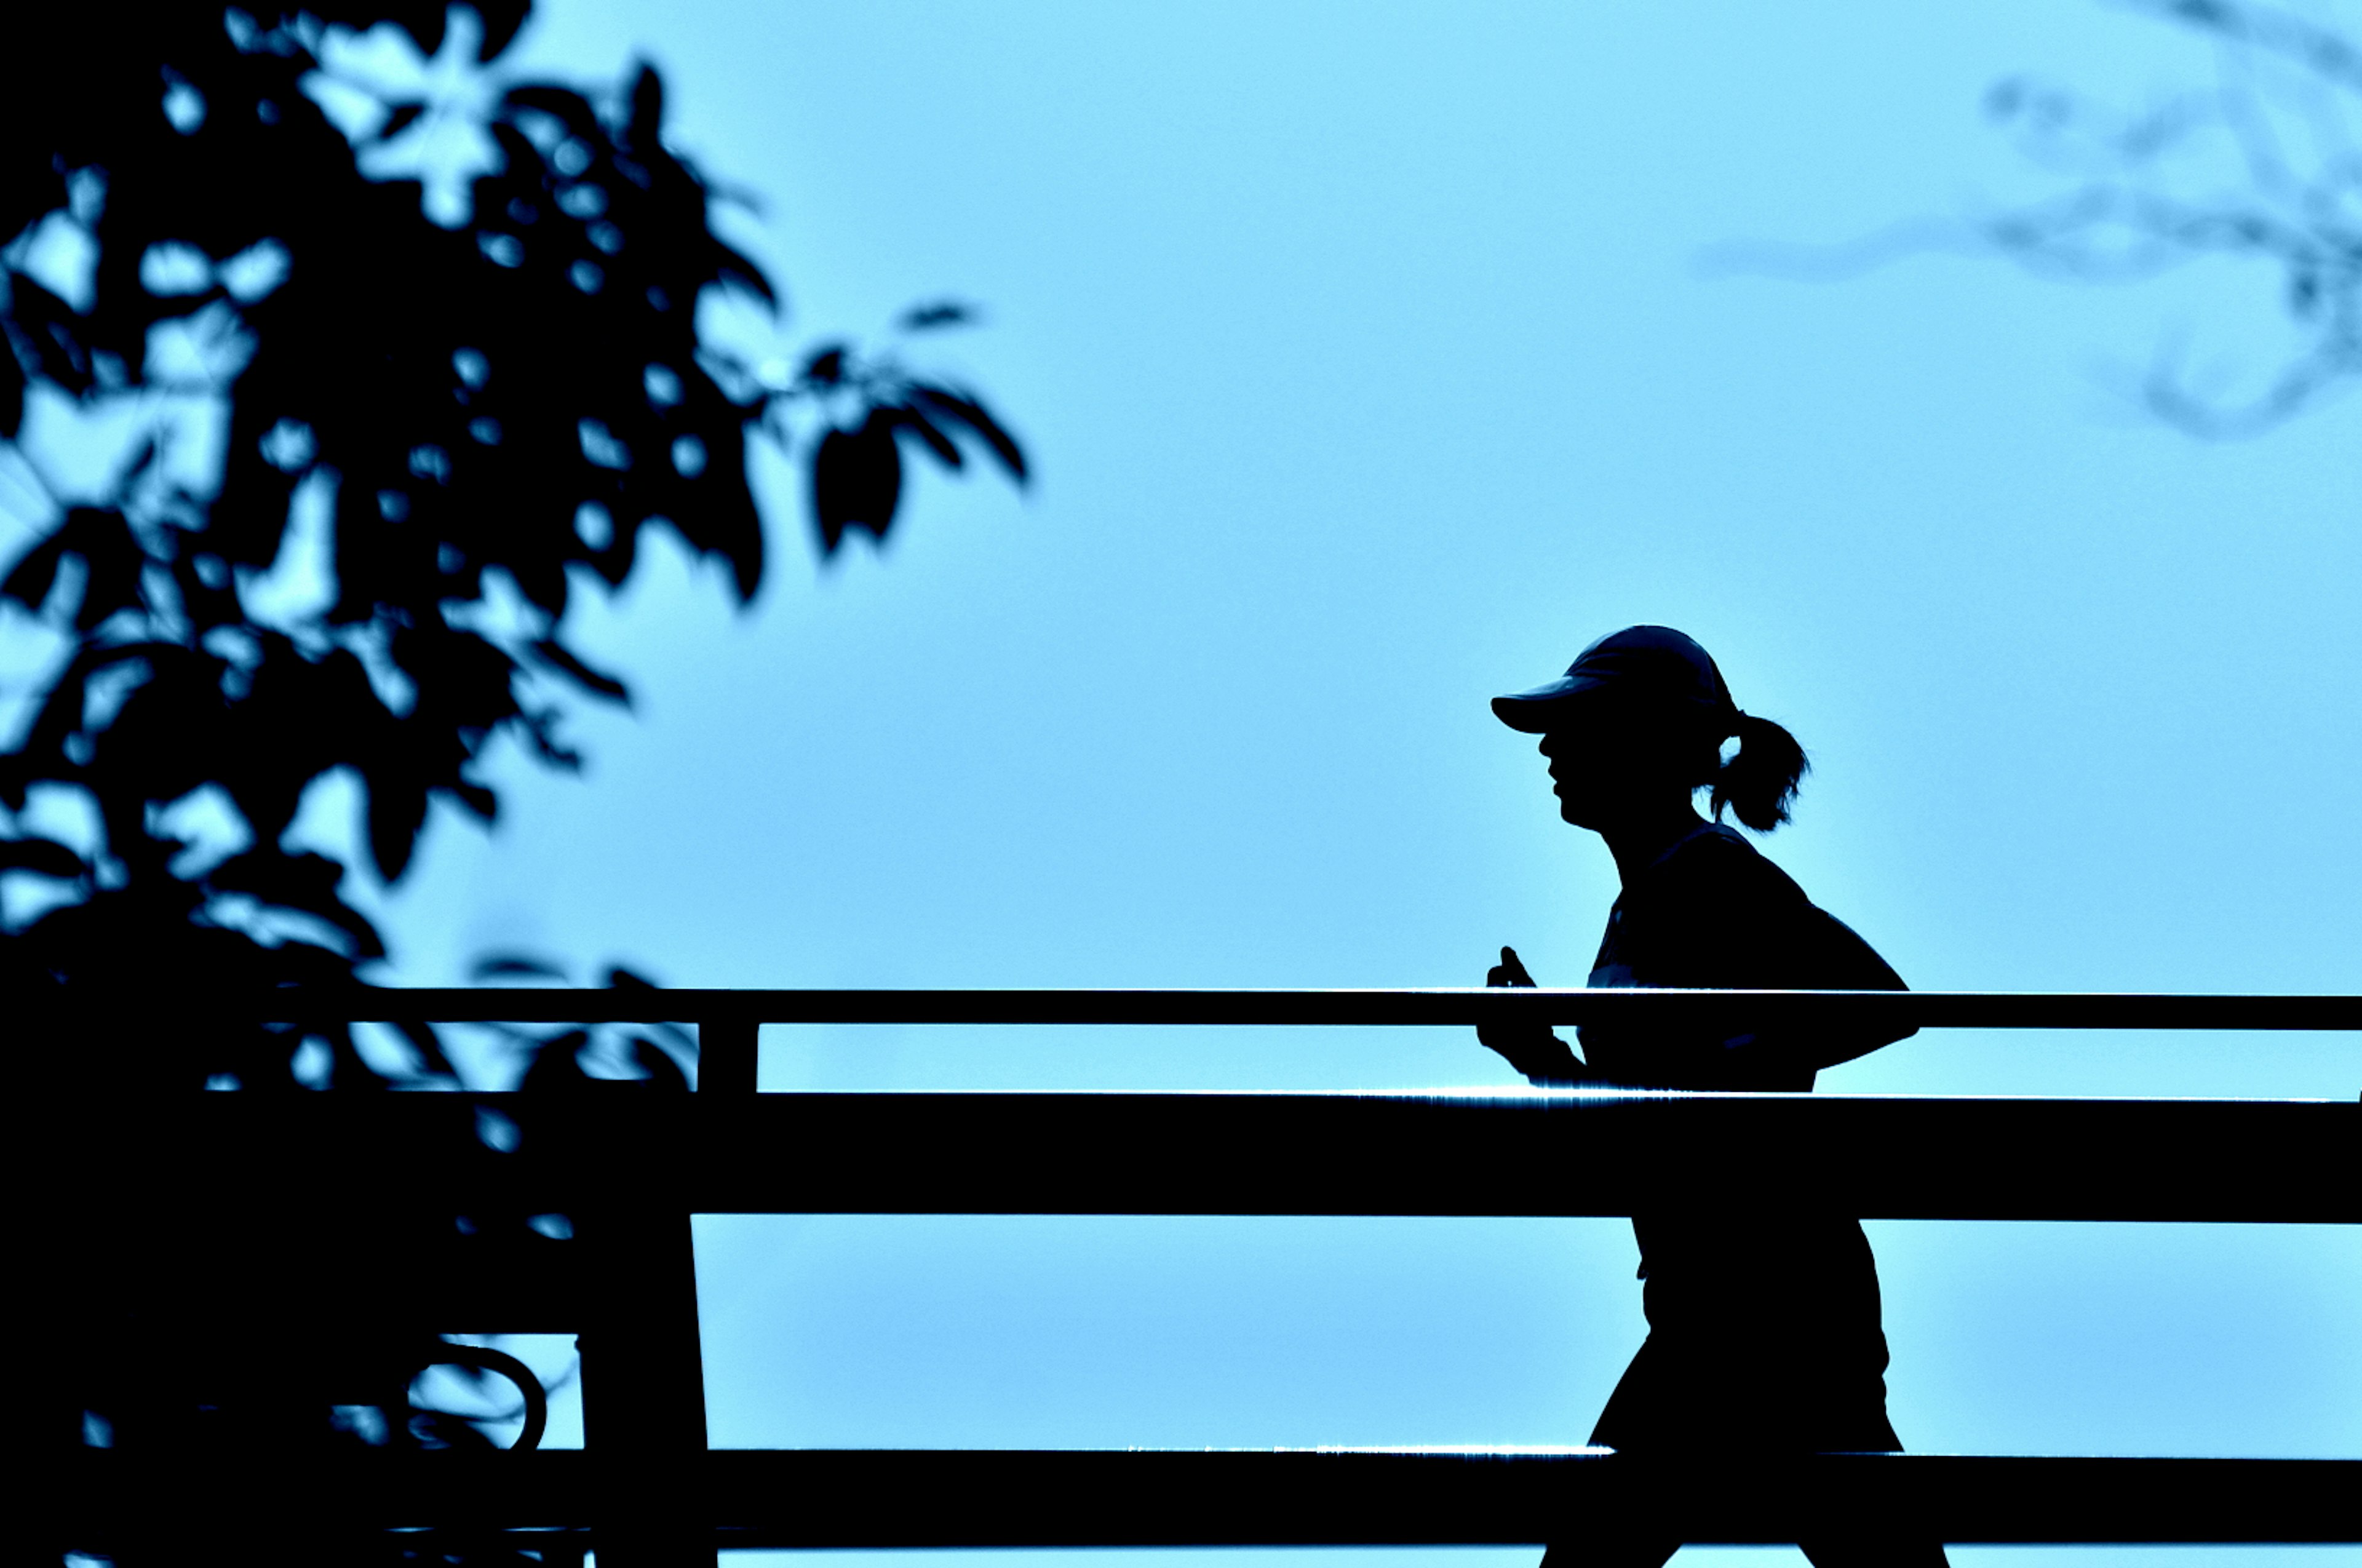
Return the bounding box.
[60,1092,2361,1222]
[50,1451,2362,1547]
[30,985,2362,1028]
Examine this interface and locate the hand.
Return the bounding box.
[1477,945,1589,1083]
[1478,944,1541,1052]
[1487,945,1537,990]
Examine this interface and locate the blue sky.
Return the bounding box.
[392,4,2360,1566]
[34,1,2362,1564]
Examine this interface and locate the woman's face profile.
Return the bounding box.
[1538,725,1618,829]
[1537,715,1687,830]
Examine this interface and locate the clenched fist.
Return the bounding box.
[1476,945,1593,1085]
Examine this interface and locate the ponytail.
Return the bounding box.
[1711,712,1809,831]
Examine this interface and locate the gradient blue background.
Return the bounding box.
[188,1,2362,1565]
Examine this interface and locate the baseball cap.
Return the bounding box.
[1491,624,1740,734]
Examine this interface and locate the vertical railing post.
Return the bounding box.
[698,1017,758,1096]
[580,1016,754,1567]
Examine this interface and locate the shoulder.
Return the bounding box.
[1648,823,1810,911]
[1668,829,1910,992]
[1604,824,1825,993]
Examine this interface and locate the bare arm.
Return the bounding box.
[1783,906,1917,1072]
[1701,906,1919,1078]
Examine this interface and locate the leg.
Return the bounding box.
[1794,1374,1943,1568]
[1800,1540,1950,1568]
[1554,1337,1685,1568]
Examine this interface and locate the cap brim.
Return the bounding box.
[1490,675,1605,733]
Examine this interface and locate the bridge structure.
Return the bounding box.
[46,987,2362,1565]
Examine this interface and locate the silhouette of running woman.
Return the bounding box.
[1481,626,1946,1568]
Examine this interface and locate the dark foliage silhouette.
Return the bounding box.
[6,0,1024,1540]
[1482,627,1942,1568]
[2,2,1024,1051]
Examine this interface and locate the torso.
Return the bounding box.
[1579,821,1823,1091]
[1574,819,1893,1427]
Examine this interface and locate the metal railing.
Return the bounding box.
[46,988,2362,1566]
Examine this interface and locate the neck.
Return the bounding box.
[1601,801,1709,887]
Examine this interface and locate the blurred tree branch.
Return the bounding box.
[1712,0,2362,436]
[1970,0,2362,432]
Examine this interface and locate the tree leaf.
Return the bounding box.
[628,1035,691,1092]
[626,64,665,151]
[895,399,966,468]
[1,530,68,611]
[910,383,1029,484]
[207,848,386,960]
[7,273,95,393]
[391,5,450,57]
[364,761,431,883]
[378,101,427,141]
[710,235,777,308]
[388,1017,458,1081]
[0,837,84,878]
[58,507,150,631]
[450,779,498,822]
[475,0,532,60]
[530,638,630,704]
[809,413,903,554]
